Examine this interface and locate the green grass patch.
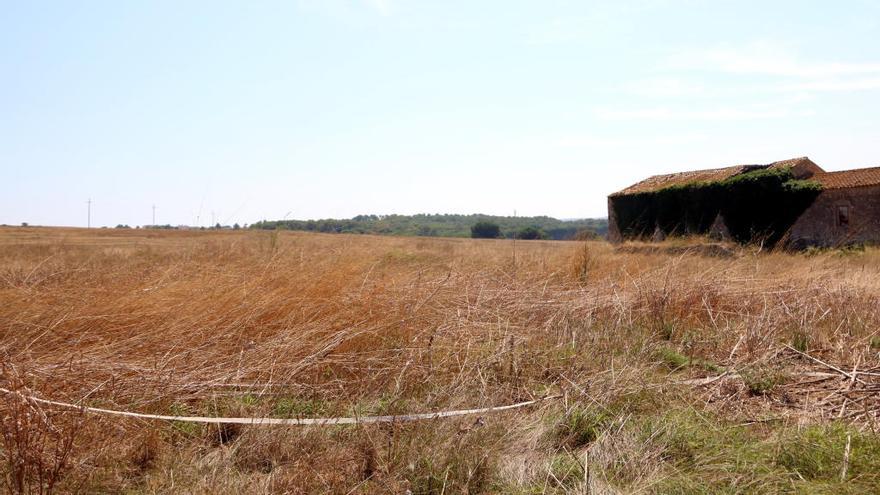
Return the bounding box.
[548,453,585,488]
[552,389,664,450]
[554,405,612,448]
[168,403,201,437]
[626,409,880,494]
[656,347,724,373]
[776,424,880,483]
[740,366,788,395]
[273,397,328,417]
[791,331,810,353]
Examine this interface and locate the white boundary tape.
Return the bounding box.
[0,387,558,425]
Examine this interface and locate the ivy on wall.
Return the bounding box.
[611,167,822,246]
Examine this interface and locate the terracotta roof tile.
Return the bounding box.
[766,156,812,170]
[812,167,880,189]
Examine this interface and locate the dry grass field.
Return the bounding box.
[3,227,880,494]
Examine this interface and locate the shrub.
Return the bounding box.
[517,226,546,240]
[571,242,595,283]
[471,221,502,239]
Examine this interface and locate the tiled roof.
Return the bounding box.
[610,156,826,196]
[767,156,825,179]
[811,166,880,190]
[767,156,811,170]
[610,164,762,196]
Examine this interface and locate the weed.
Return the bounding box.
[791,331,809,353]
[553,406,611,448]
[741,367,787,396]
[658,347,690,370]
[0,368,83,494]
[571,241,595,284]
[656,347,724,374]
[168,404,200,437]
[835,243,866,257]
[548,453,585,488]
[237,394,259,407]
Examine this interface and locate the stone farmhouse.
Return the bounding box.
[608,157,880,249]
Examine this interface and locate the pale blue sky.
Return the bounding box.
[2,0,880,227]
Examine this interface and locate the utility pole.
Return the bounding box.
[152,204,156,226]
[87,198,92,228]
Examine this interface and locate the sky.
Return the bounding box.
[2,0,880,227]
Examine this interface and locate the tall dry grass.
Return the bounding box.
[2,227,880,493]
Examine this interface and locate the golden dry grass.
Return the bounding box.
[2,226,880,493]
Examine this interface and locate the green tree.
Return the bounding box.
[517,226,547,240]
[416,225,437,236]
[471,221,501,239]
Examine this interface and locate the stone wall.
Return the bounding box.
[788,185,880,248]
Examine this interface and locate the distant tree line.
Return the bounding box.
[252,213,608,240]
